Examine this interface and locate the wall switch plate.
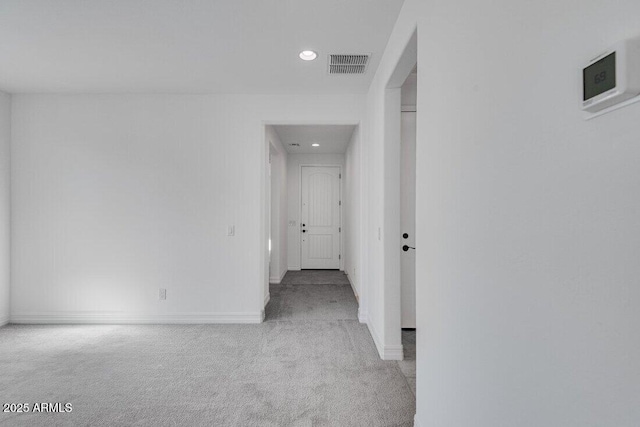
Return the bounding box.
[227,225,235,236]
[159,288,167,300]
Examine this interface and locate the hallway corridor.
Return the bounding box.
[266,270,358,321]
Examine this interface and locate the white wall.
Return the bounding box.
[10,94,363,323]
[400,72,417,108]
[368,0,640,425]
[266,125,288,286]
[344,127,361,298]
[286,153,345,270]
[0,92,9,326]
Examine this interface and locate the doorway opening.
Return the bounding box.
[399,65,417,396]
[376,30,417,404]
[401,66,417,332]
[262,123,361,319]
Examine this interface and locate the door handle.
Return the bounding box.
[402,245,415,251]
[302,230,307,233]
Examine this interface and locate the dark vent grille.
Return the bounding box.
[328,54,370,75]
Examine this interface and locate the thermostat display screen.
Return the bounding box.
[583,52,616,101]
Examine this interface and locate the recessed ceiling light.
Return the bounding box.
[299,50,318,61]
[312,143,320,147]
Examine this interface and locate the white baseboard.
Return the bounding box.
[346,274,368,324]
[269,268,288,284]
[0,314,9,327]
[264,292,271,307]
[358,308,368,324]
[288,266,301,271]
[10,311,264,325]
[345,272,359,302]
[414,414,422,427]
[366,321,404,360]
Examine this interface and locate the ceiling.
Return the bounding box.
[0,0,405,94]
[272,125,356,154]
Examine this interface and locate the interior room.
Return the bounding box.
[1,0,640,426]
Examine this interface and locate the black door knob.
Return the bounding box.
[302,230,306,233]
[402,245,415,251]
[403,233,409,239]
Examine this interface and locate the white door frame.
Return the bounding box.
[299,164,343,271]
[378,30,417,358]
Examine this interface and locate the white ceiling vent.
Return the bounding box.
[328,54,370,75]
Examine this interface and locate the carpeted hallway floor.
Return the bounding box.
[0,270,416,426]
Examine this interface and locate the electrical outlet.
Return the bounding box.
[159,288,167,300]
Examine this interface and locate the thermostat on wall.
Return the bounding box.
[582,39,640,113]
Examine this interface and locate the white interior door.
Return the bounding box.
[301,166,341,269]
[401,112,416,328]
